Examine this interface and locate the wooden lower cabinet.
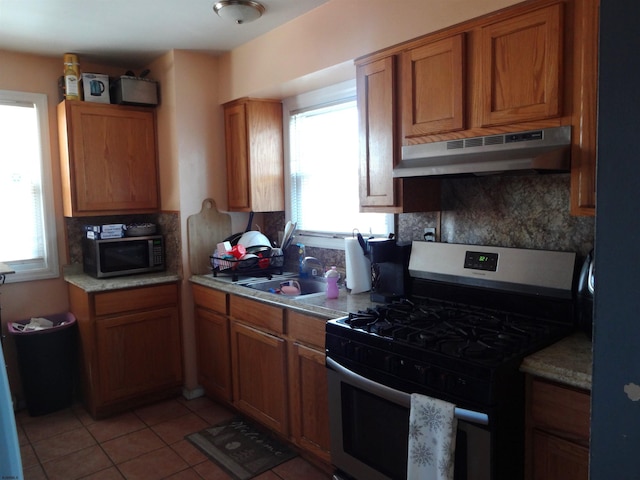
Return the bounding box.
[288,311,331,462]
[193,285,332,465]
[288,342,331,462]
[526,376,590,480]
[96,307,181,404]
[195,307,232,402]
[531,430,589,480]
[193,285,231,402]
[230,321,289,435]
[69,282,182,418]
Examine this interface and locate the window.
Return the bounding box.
[0,90,59,282]
[284,81,392,249]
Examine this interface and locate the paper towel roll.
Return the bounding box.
[345,237,371,294]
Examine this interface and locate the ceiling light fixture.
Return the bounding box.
[213,0,265,24]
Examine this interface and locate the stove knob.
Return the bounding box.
[353,345,363,362]
[343,341,355,357]
[383,355,395,373]
[414,364,431,385]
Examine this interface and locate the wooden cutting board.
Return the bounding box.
[187,199,232,275]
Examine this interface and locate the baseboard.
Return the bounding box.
[182,386,205,400]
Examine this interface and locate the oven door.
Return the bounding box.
[327,357,491,480]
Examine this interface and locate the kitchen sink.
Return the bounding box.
[240,276,328,299]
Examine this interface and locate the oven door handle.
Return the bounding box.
[326,356,489,426]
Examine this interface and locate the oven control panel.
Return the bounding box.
[464,251,499,272]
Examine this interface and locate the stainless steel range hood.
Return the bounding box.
[394,125,571,178]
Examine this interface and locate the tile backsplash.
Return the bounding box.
[64,174,593,281]
[264,173,595,278]
[399,173,595,256]
[64,212,181,273]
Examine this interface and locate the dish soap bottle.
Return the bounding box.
[297,243,307,278]
[325,266,340,299]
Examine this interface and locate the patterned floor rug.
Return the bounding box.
[186,416,298,480]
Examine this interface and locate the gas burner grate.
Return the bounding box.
[343,297,567,364]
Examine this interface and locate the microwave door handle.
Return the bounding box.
[326,356,488,426]
[148,239,154,266]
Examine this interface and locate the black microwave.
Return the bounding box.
[82,235,165,278]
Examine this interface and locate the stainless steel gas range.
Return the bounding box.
[326,241,577,480]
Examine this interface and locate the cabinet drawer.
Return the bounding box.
[94,283,178,316]
[229,295,285,334]
[192,284,227,315]
[288,311,327,350]
[531,378,590,441]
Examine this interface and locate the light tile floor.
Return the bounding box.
[15,396,333,480]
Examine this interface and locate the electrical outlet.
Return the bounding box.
[423,227,436,242]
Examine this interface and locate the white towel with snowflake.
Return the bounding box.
[407,393,458,480]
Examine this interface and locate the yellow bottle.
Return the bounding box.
[63,53,81,100]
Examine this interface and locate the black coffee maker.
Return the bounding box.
[368,238,412,303]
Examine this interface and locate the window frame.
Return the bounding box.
[283,80,392,250]
[0,90,59,283]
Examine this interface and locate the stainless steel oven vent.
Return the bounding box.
[395,125,571,177]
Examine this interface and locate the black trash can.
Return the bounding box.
[8,313,78,416]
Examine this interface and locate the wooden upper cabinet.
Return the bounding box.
[570,0,599,215]
[356,0,597,216]
[477,4,563,127]
[57,100,159,217]
[223,98,284,212]
[357,56,441,213]
[401,33,466,139]
[358,56,396,209]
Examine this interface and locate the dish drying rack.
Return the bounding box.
[210,253,285,282]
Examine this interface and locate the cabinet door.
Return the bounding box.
[224,99,284,212]
[245,101,284,212]
[478,4,563,127]
[357,57,441,213]
[401,34,465,138]
[224,102,251,210]
[288,342,331,462]
[230,321,288,435]
[358,56,397,209]
[96,306,182,404]
[532,430,589,480]
[570,0,599,216]
[195,307,232,402]
[64,101,159,214]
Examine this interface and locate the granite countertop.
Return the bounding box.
[520,333,593,391]
[189,273,377,319]
[63,265,181,293]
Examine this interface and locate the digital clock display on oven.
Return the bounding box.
[464,251,499,271]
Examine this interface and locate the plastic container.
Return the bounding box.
[325,266,340,299]
[8,313,78,416]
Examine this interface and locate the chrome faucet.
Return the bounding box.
[302,256,324,277]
